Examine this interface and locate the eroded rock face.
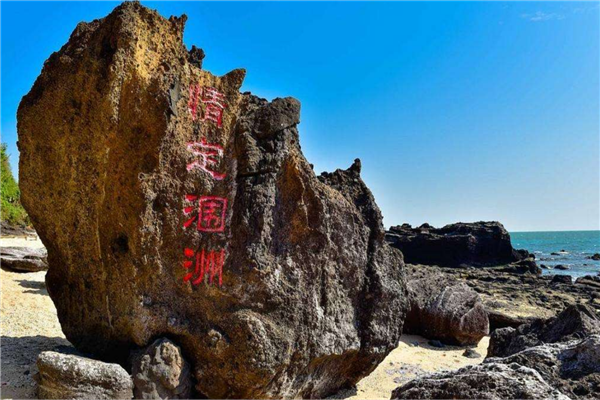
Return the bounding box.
[37,351,133,399]
[17,2,407,398]
[488,335,600,399]
[131,338,192,399]
[488,304,600,358]
[390,362,568,400]
[403,265,488,345]
[386,222,531,268]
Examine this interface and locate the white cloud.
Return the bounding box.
[520,11,566,22]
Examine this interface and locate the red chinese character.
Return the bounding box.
[183,247,225,286]
[186,139,226,180]
[199,87,226,127]
[183,195,228,232]
[188,84,202,120]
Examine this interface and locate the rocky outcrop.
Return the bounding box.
[390,362,568,400]
[489,335,600,399]
[36,351,133,399]
[1,246,48,272]
[17,3,407,398]
[386,222,531,268]
[403,265,488,345]
[392,335,600,400]
[488,304,600,358]
[131,338,192,399]
[436,265,598,329]
[0,221,37,238]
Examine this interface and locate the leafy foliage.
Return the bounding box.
[1,143,30,226]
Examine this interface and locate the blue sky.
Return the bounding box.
[1,1,598,232]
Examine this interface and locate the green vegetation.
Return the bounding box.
[1,143,29,226]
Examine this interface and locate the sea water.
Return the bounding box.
[510,231,600,279]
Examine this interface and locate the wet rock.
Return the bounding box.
[131,338,191,399]
[588,253,600,261]
[390,362,568,400]
[0,246,47,272]
[17,3,407,398]
[552,274,573,284]
[404,265,488,345]
[556,264,571,270]
[37,351,133,399]
[488,304,600,358]
[386,221,529,268]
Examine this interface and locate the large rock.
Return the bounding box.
[390,362,568,400]
[386,221,530,268]
[17,3,407,398]
[489,335,600,399]
[131,338,192,399]
[403,265,488,345]
[488,304,600,358]
[0,246,48,272]
[37,351,133,399]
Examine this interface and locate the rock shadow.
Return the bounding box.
[16,279,48,296]
[1,335,73,399]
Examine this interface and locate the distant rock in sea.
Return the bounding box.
[386,221,532,268]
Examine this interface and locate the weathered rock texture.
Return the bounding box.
[17,2,407,398]
[488,304,600,358]
[1,246,48,272]
[403,265,489,345]
[390,362,569,400]
[386,221,531,268]
[488,335,600,399]
[37,351,133,399]
[131,338,192,399]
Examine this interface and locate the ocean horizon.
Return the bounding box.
[510,230,600,279]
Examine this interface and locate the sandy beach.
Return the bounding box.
[1,236,488,400]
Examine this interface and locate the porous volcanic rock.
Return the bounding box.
[17,2,407,398]
[386,221,530,268]
[488,304,600,358]
[390,362,568,400]
[131,338,192,399]
[403,265,488,345]
[488,335,600,399]
[37,351,133,399]
[0,246,48,272]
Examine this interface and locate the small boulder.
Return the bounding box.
[131,338,192,399]
[404,266,489,345]
[37,351,133,399]
[488,304,600,358]
[0,246,47,272]
[555,265,570,270]
[552,275,573,285]
[589,253,600,261]
[462,349,481,359]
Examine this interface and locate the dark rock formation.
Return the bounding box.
[488,304,600,358]
[17,3,407,398]
[489,335,600,399]
[403,265,488,345]
[131,338,192,399]
[37,351,133,399]
[390,362,567,400]
[589,253,600,261]
[552,274,573,284]
[1,246,48,272]
[386,221,530,268]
